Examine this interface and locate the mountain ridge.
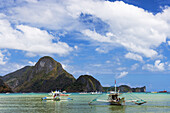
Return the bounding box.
[2,56,145,93]
[66,75,103,92]
[2,56,76,92]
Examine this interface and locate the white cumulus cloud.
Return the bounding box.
[82,29,113,43]
[116,67,126,71]
[0,15,73,56]
[125,52,143,62]
[9,0,80,31]
[0,63,25,75]
[68,0,169,58]
[0,50,6,65]
[168,41,170,45]
[28,61,36,66]
[142,60,165,71]
[1,0,170,60]
[116,71,128,79]
[131,63,139,70]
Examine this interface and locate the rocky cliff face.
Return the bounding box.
[2,56,76,92]
[119,85,132,92]
[119,85,146,92]
[66,75,103,92]
[0,78,13,93]
[2,56,104,93]
[2,66,32,90]
[132,86,146,92]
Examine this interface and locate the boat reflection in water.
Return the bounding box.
[109,105,126,112]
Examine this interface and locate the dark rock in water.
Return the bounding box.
[132,86,146,92]
[119,85,146,92]
[2,56,76,93]
[66,75,103,92]
[0,78,13,93]
[103,85,146,92]
[119,85,132,92]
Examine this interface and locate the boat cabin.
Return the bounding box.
[108,93,119,101]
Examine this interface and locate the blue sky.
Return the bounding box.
[0,0,170,91]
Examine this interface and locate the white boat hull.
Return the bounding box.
[97,97,125,105]
[109,98,125,105]
[42,97,60,101]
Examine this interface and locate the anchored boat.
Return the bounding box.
[42,90,61,101]
[107,91,125,105]
[91,91,102,95]
[48,90,70,96]
[159,90,167,93]
[89,80,147,105]
[42,90,73,101]
[107,80,124,105]
[89,80,125,105]
[98,80,125,105]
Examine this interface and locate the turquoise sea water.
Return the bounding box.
[0,93,170,113]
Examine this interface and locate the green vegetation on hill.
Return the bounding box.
[1,56,145,93]
[66,75,103,92]
[0,78,13,93]
[2,56,75,92]
[102,87,119,92]
[103,85,146,92]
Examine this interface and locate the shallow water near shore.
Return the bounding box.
[0,93,170,113]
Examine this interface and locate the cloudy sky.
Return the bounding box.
[0,0,170,91]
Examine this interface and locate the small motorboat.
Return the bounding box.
[159,90,167,93]
[151,91,157,93]
[42,90,73,101]
[48,90,71,96]
[42,90,61,101]
[91,91,102,95]
[60,94,70,96]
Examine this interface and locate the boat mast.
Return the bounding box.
[115,80,116,93]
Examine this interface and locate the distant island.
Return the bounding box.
[103,85,146,92]
[0,56,146,93]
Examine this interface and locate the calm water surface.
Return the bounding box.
[0,93,170,113]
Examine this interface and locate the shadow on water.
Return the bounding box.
[88,102,126,113]
[108,105,126,113]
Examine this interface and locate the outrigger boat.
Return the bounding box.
[97,80,125,105]
[89,80,147,105]
[107,91,125,105]
[42,90,61,101]
[42,90,73,101]
[96,91,125,105]
[89,80,125,105]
